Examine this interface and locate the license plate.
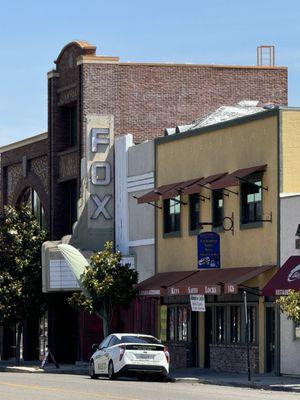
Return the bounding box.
[136,354,154,360]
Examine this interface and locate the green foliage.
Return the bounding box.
[68,241,138,335]
[276,289,300,324]
[0,205,47,326]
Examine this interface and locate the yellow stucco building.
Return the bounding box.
[138,106,300,373]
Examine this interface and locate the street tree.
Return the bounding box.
[0,205,47,364]
[68,241,138,337]
[276,289,300,323]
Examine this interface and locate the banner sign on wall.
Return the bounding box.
[197,232,220,269]
[190,294,206,312]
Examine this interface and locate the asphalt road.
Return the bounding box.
[0,373,298,400]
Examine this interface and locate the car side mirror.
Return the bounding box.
[92,343,99,352]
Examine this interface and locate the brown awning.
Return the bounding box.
[161,178,203,200]
[167,265,275,295]
[211,165,267,190]
[183,172,228,195]
[262,256,300,296]
[137,172,229,204]
[137,271,197,296]
[137,182,180,204]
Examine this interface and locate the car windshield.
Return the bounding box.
[120,335,161,344]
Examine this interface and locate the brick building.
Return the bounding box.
[0,40,288,362]
[0,133,48,360]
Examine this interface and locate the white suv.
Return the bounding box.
[89,333,170,381]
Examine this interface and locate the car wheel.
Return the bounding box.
[89,361,99,379]
[108,360,117,380]
[157,373,167,382]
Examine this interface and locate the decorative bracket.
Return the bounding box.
[236,176,268,191]
[196,182,238,196]
[223,212,234,235]
[132,195,162,209]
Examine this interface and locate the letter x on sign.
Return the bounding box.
[91,194,112,220]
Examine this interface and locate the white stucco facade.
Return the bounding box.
[115,135,155,282]
[280,193,300,375]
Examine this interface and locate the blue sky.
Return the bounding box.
[0,0,300,146]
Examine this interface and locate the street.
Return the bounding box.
[0,373,298,400]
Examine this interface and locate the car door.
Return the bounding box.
[104,336,120,373]
[96,336,111,373]
[98,335,113,373]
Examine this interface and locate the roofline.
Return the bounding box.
[55,41,96,64]
[155,108,281,145]
[0,132,48,153]
[77,55,287,69]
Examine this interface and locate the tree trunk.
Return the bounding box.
[102,317,110,338]
[98,303,112,338]
[15,321,23,366]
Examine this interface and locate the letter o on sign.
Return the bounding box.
[91,162,111,186]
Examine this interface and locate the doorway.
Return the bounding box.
[266,307,275,372]
[204,307,213,368]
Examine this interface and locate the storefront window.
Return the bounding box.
[230,306,241,343]
[167,306,189,342]
[19,187,46,229]
[167,307,175,341]
[216,306,226,343]
[247,306,257,343]
[177,307,188,341]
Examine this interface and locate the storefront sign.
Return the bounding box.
[168,284,221,296]
[224,283,238,294]
[49,259,79,290]
[190,294,206,312]
[197,232,220,269]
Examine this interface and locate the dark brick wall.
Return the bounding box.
[82,62,287,146]
[0,138,49,225]
[210,344,259,373]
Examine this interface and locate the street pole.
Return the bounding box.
[243,291,251,382]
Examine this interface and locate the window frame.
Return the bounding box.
[212,189,224,231]
[211,303,258,346]
[189,193,200,234]
[166,305,190,343]
[163,195,181,237]
[240,173,263,228]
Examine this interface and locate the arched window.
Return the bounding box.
[19,187,46,229]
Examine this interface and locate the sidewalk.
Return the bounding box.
[0,361,299,393]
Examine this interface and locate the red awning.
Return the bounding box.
[136,271,197,296]
[167,265,275,295]
[183,172,228,195]
[211,164,267,190]
[262,256,300,296]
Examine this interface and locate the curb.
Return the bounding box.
[0,366,89,375]
[172,377,300,393]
